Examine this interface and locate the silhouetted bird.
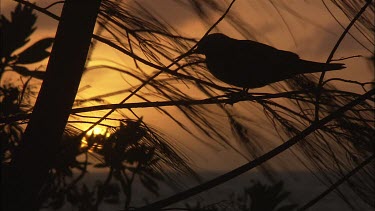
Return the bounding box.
[195,33,345,89]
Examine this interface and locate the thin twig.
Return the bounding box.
[68,91,302,113]
[314,0,373,122]
[330,55,362,61]
[14,0,60,20]
[43,1,64,10]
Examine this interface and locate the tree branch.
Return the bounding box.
[136,88,374,211]
[314,0,373,121]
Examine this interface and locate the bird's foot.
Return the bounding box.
[226,88,249,105]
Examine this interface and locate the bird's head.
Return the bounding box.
[194,33,230,55]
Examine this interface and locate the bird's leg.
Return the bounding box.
[240,88,250,99]
[226,88,249,105]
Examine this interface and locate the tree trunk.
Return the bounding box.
[2,0,101,210]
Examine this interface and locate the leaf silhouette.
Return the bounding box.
[11,65,45,79]
[0,3,36,59]
[245,181,296,211]
[16,38,54,64]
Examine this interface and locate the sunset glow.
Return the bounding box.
[88,126,106,135]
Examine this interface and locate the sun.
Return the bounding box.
[86,126,107,136]
[81,126,111,149]
[92,127,104,135]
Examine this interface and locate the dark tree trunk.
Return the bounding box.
[2,0,101,210]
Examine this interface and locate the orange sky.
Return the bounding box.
[2,0,373,171]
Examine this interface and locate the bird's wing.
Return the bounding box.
[238,40,300,64]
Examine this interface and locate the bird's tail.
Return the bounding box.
[299,60,346,73]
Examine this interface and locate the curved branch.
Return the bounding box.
[136,88,374,210]
[298,153,375,211]
[314,0,373,121]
